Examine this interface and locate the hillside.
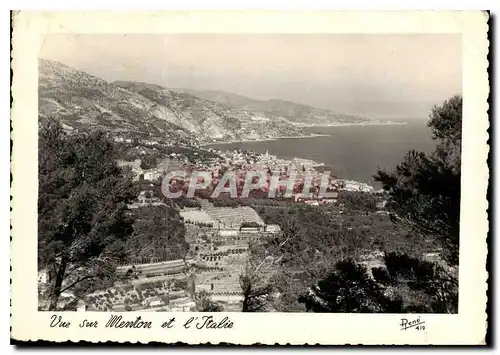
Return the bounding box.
[38,59,194,144]
[173,88,371,127]
[113,81,304,142]
[38,59,305,143]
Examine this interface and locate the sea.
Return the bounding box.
[206,119,436,188]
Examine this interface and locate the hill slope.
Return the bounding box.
[173,88,371,127]
[113,81,304,142]
[39,59,195,143]
[38,59,305,143]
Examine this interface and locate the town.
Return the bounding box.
[38,135,386,312]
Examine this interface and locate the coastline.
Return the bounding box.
[199,121,408,191]
[200,133,330,146]
[293,121,408,128]
[200,121,407,146]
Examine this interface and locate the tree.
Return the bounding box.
[298,96,461,314]
[126,205,188,261]
[298,259,403,313]
[239,249,275,312]
[427,95,462,145]
[140,155,157,170]
[240,221,261,229]
[370,95,461,313]
[240,272,273,312]
[38,119,137,310]
[374,95,462,265]
[195,290,223,312]
[298,253,457,313]
[373,252,458,313]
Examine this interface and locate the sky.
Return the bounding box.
[39,34,462,119]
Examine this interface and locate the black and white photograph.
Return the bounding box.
[10,10,488,345]
[36,33,462,314]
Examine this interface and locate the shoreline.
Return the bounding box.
[200,121,407,146]
[200,133,330,146]
[294,121,407,128]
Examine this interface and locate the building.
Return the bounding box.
[240,227,261,234]
[77,300,87,312]
[142,297,163,308]
[38,270,49,284]
[201,203,265,229]
[180,209,216,228]
[339,180,374,193]
[218,230,238,238]
[143,169,162,181]
[293,192,338,204]
[265,224,281,234]
[169,299,196,312]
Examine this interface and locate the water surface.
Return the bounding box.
[207,120,436,186]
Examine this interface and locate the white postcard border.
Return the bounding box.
[11,11,489,345]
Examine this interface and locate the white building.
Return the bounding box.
[340,180,374,193]
[131,168,144,181]
[143,170,162,181]
[77,300,87,312]
[38,270,49,284]
[265,224,281,234]
[218,230,238,238]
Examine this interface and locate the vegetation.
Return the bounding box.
[240,222,262,229]
[38,93,461,313]
[140,155,158,170]
[195,290,223,312]
[38,118,137,310]
[300,95,461,313]
[374,95,462,265]
[298,252,457,313]
[338,191,378,212]
[174,195,201,208]
[125,205,188,262]
[243,96,461,313]
[298,259,403,312]
[240,268,273,312]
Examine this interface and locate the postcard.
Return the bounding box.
[11,10,489,345]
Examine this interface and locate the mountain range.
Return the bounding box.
[38,59,372,144]
[173,88,370,127]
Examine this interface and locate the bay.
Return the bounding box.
[206,120,436,187]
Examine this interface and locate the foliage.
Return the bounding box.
[427,95,462,144]
[374,252,458,313]
[248,96,462,314]
[338,191,378,212]
[374,95,462,265]
[298,259,403,312]
[38,118,137,310]
[301,96,462,314]
[172,278,188,290]
[251,202,435,312]
[240,222,262,229]
[268,271,307,312]
[239,245,275,312]
[240,272,273,312]
[195,291,223,312]
[300,252,457,313]
[140,155,158,170]
[126,205,188,261]
[174,195,201,208]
